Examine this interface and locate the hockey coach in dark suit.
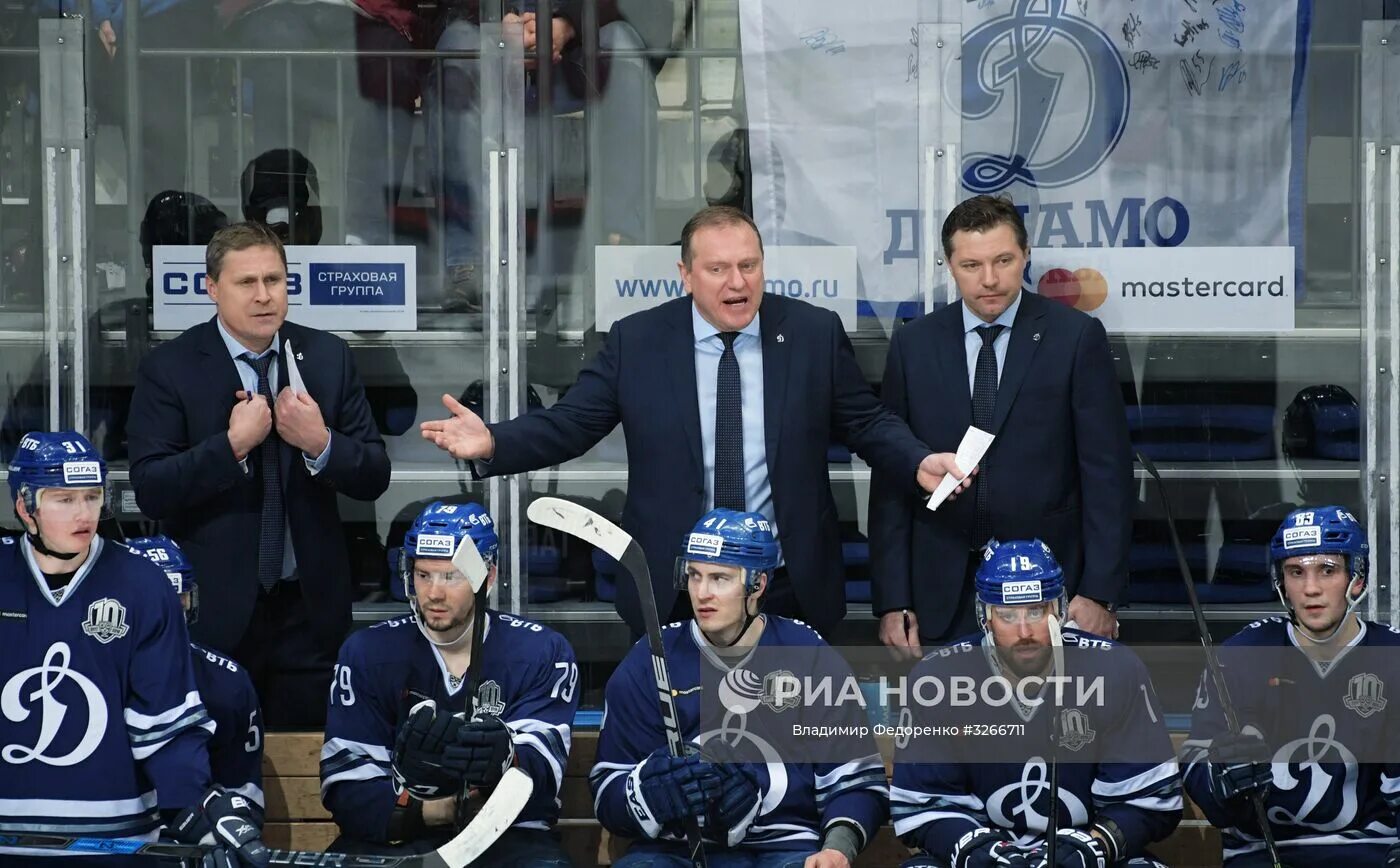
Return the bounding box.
[871,195,1134,652]
[422,205,966,638]
[128,221,390,727]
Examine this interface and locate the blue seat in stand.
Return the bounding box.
[1128,404,1275,462]
[593,548,619,604]
[1126,542,1274,604]
[843,539,871,603]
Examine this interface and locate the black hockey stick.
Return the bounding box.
[527,496,709,868]
[450,536,492,717]
[3,767,533,866]
[1137,452,1283,868]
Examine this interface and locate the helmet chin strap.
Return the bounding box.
[23,504,82,562]
[405,573,474,648]
[702,570,765,649]
[1279,575,1368,646]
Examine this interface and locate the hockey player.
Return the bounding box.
[1181,506,1400,866]
[319,500,578,864]
[127,534,265,814]
[590,508,888,868]
[891,539,1181,868]
[0,431,266,867]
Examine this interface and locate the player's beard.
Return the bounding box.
[421,601,473,639]
[997,640,1051,679]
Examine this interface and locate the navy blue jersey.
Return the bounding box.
[320,611,579,843]
[1182,616,1400,862]
[590,616,889,851]
[0,536,213,856]
[190,641,263,813]
[891,630,1182,860]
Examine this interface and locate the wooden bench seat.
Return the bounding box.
[261,731,1221,866]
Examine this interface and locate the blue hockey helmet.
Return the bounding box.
[975,539,1067,630]
[674,508,780,594]
[1269,505,1369,608]
[400,501,498,588]
[8,431,108,514]
[126,535,199,624]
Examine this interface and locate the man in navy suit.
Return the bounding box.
[871,195,1133,653]
[422,206,966,638]
[128,221,390,728]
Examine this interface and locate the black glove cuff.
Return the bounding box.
[1090,817,1126,864]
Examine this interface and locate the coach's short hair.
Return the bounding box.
[680,206,764,268]
[941,195,1029,258]
[205,221,287,280]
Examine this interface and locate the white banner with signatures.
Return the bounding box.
[740,0,1310,322]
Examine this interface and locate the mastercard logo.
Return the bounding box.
[1037,267,1108,312]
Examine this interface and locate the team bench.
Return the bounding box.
[261,732,1221,866]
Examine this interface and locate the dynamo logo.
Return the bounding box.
[961,0,1130,193]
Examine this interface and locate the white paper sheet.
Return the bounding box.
[926,426,995,512]
[283,340,308,395]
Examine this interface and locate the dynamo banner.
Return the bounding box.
[740,0,1309,328]
[153,245,418,331]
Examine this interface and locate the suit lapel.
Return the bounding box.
[990,293,1046,434]
[760,297,790,467]
[666,302,704,475]
[939,307,974,432]
[198,318,249,404]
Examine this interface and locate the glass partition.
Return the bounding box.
[5,0,1398,685]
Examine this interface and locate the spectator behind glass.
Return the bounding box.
[241,148,324,246]
[218,0,419,247]
[423,0,669,312]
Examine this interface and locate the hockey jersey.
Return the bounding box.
[320,610,579,843]
[891,630,1182,860]
[191,641,264,813]
[590,616,889,851]
[1181,616,1400,862]
[0,535,213,854]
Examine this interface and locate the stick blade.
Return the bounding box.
[433,767,534,867]
[451,536,490,594]
[527,496,632,562]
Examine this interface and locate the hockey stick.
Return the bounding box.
[526,496,709,868]
[450,535,492,716]
[1045,612,1064,866]
[4,766,534,867]
[1137,452,1283,868]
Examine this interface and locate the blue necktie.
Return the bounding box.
[972,325,1005,550]
[714,332,745,511]
[242,352,285,591]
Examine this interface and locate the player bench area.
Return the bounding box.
[260,729,1221,866]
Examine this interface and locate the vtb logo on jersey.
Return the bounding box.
[1343,672,1387,718]
[473,680,506,718]
[1058,708,1096,752]
[82,598,130,644]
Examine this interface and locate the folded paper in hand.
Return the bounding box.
[926,426,995,512]
[283,340,308,396]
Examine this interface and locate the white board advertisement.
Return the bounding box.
[153,245,418,331]
[1028,245,1295,333]
[595,245,857,332]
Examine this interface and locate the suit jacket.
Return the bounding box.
[869,291,1134,640]
[127,318,391,653]
[481,294,930,636]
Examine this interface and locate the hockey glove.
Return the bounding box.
[168,787,270,868]
[1207,730,1273,803]
[1030,829,1107,868]
[952,827,1037,868]
[624,748,721,838]
[704,759,761,847]
[392,699,470,799]
[451,714,516,788]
